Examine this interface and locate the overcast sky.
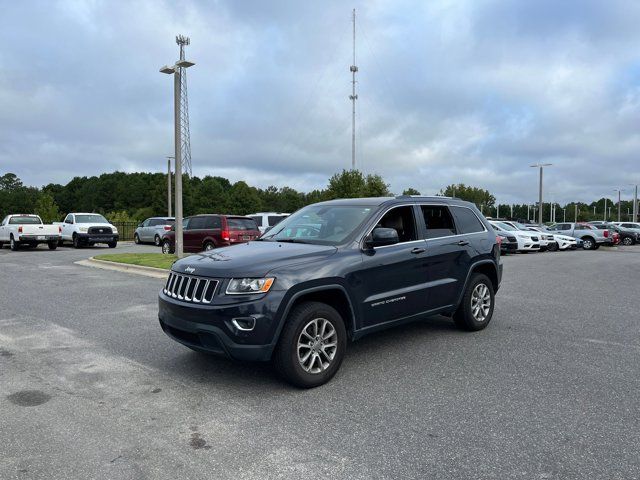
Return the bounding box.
[1,0,640,204]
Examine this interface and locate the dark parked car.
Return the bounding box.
[592,223,637,246]
[158,196,503,388]
[161,215,260,254]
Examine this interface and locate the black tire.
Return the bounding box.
[548,242,559,252]
[58,238,64,247]
[273,301,347,388]
[108,241,117,249]
[162,239,175,255]
[594,244,600,250]
[0,241,4,249]
[134,233,140,245]
[203,241,215,252]
[582,237,596,250]
[622,237,633,246]
[72,234,81,248]
[453,273,495,331]
[154,235,161,247]
[10,236,19,251]
[48,242,57,250]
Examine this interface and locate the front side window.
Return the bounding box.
[375,206,418,243]
[65,214,73,224]
[450,206,485,235]
[75,214,108,224]
[263,204,375,246]
[421,205,456,238]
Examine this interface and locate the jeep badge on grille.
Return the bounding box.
[184,266,195,274]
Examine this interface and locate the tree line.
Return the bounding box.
[1,171,635,224]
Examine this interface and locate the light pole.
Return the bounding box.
[613,189,622,223]
[563,208,566,222]
[530,163,552,226]
[603,197,607,221]
[629,183,639,223]
[574,204,578,222]
[160,37,195,258]
[166,156,174,217]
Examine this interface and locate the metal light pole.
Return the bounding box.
[527,204,530,221]
[614,189,622,222]
[530,163,552,226]
[629,184,638,223]
[160,36,195,258]
[603,197,607,221]
[563,208,566,222]
[167,156,173,217]
[574,204,578,222]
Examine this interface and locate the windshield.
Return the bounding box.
[76,214,109,224]
[262,204,375,245]
[494,222,519,231]
[9,216,42,225]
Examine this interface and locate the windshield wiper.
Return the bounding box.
[275,239,310,244]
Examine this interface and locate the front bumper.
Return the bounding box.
[158,290,286,361]
[76,233,119,243]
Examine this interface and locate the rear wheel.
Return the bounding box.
[453,273,495,331]
[10,236,18,251]
[162,239,174,254]
[48,242,57,250]
[0,241,4,249]
[622,237,633,246]
[154,234,161,247]
[273,301,347,388]
[203,242,215,252]
[548,242,559,252]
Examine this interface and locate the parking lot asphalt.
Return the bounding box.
[1,243,640,479]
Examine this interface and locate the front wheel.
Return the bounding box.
[72,234,81,249]
[453,273,495,331]
[108,241,117,249]
[162,239,174,254]
[48,242,58,250]
[548,242,559,252]
[273,301,347,388]
[134,233,140,244]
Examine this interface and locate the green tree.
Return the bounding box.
[364,174,391,197]
[440,183,495,209]
[0,173,23,190]
[35,192,61,223]
[403,187,421,195]
[228,181,262,215]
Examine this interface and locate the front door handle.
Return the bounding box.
[411,247,426,254]
[457,240,470,246]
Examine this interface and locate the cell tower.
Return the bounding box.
[176,35,193,176]
[349,9,358,170]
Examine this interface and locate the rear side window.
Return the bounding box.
[450,207,485,234]
[249,216,263,227]
[227,218,258,231]
[188,217,208,230]
[421,205,456,238]
[148,219,163,226]
[204,216,221,229]
[268,215,286,226]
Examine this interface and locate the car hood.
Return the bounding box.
[553,234,576,242]
[77,223,115,229]
[171,240,338,278]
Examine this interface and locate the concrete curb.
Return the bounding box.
[75,257,169,279]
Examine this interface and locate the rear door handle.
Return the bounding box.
[457,240,470,246]
[411,247,426,254]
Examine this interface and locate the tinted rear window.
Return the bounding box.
[227,218,258,231]
[451,206,485,234]
[249,216,263,227]
[9,216,42,225]
[268,215,287,226]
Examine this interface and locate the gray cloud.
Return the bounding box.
[1,0,640,204]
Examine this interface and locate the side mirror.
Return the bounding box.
[365,227,399,248]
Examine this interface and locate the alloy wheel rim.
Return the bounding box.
[471,283,491,322]
[205,244,213,251]
[162,242,169,254]
[297,318,338,374]
[623,238,632,245]
[155,236,160,246]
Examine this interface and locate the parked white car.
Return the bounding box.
[501,221,554,251]
[526,226,577,251]
[55,213,119,248]
[490,221,541,252]
[0,214,61,251]
[248,212,290,234]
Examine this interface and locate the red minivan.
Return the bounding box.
[161,215,261,254]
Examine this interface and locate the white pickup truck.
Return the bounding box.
[55,213,119,248]
[0,214,61,251]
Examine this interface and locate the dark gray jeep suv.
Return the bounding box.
[158,196,502,387]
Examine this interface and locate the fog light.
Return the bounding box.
[231,317,256,331]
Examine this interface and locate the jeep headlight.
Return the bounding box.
[226,278,275,295]
[79,226,88,233]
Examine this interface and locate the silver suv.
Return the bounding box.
[134,217,175,246]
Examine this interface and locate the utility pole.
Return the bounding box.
[497,204,500,218]
[629,184,638,223]
[574,204,578,222]
[527,204,530,221]
[530,163,552,226]
[563,208,566,223]
[160,35,195,258]
[603,197,607,221]
[167,156,173,217]
[510,204,513,219]
[349,9,358,170]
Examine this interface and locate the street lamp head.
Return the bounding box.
[529,163,553,168]
[176,60,195,68]
[160,65,176,74]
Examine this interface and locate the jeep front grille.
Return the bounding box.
[164,272,218,304]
